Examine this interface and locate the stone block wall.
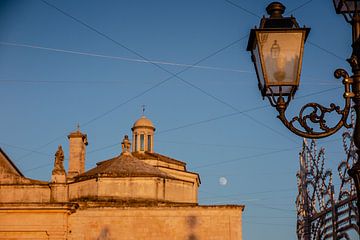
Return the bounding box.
[0,204,244,240]
[68,205,243,240]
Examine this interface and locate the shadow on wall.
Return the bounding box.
[187,215,198,240]
[97,226,112,240]
[95,218,199,240]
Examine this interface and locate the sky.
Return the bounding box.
[0,0,355,239]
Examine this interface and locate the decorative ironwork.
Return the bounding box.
[247,1,360,235]
[275,69,353,139]
[296,114,359,239]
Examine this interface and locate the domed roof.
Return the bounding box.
[75,153,170,181]
[132,116,155,130]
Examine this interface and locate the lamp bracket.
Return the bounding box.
[274,69,352,139]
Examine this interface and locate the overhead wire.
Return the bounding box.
[18,85,345,173]
[192,136,344,169]
[223,0,261,19]
[224,0,344,63]
[0,41,249,74]
[38,1,344,136]
[3,4,349,228]
[12,1,242,164]
[157,84,343,136]
[36,0,299,158]
[308,41,345,61]
[80,36,243,127]
[288,0,315,14]
[199,188,296,201]
[242,220,294,227]
[17,0,345,171]
[15,80,345,174]
[0,142,52,158]
[9,34,242,170]
[192,147,294,169]
[39,0,303,144]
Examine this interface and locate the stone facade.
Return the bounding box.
[0,203,243,240]
[0,116,244,239]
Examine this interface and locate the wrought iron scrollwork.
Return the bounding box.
[296,113,359,239]
[273,69,353,139]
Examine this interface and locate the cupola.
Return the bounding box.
[131,115,155,153]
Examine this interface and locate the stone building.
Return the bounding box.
[0,116,244,239]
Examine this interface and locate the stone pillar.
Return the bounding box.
[67,129,88,179]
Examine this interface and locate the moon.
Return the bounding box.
[219,177,228,186]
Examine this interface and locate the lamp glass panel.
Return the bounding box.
[253,42,265,91]
[267,86,294,96]
[257,31,303,87]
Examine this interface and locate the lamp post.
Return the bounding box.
[247,0,360,232]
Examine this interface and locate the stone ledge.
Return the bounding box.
[0,202,79,213]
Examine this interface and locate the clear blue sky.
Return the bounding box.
[0,0,353,239]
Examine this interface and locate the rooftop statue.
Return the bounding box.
[52,145,65,174]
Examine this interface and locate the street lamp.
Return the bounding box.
[247,1,360,231]
[247,2,309,99]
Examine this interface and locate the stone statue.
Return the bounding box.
[52,145,65,174]
[121,135,131,154]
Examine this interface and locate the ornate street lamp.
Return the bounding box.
[247,1,360,231]
[247,3,310,99]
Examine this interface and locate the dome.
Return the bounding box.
[132,116,155,130]
[75,153,170,181]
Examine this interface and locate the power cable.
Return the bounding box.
[156,140,282,150]
[244,215,295,219]
[15,135,65,162]
[192,148,294,169]
[156,85,342,136]
[22,142,121,173]
[223,0,261,19]
[17,1,344,170]
[288,0,315,14]
[308,41,345,61]
[242,220,294,227]
[199,187,295,197]
[246,202,296,213]
[200,189,296,201]
[0,142,52,158]
[17,84,344,173]
[157,105,267,134]
[80,37,243,127]
[192,136,344,170]
[40,0,299,144]
[0,41,249,74]
[14,2,242,163]
[224,0,315,19]
[16,84,344,173]
[224,0,344,63]
[40,0,343,138]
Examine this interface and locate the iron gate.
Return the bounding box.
[296,119,359,239]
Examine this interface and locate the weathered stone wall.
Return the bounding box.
[0,204,71,239]
[68,178,98,200]
[68,177,198,203]
[163,178,197,203]
[0,205,243,240]
[0,185,50,203]
[68,205,243,240]
[143,159,185,171]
